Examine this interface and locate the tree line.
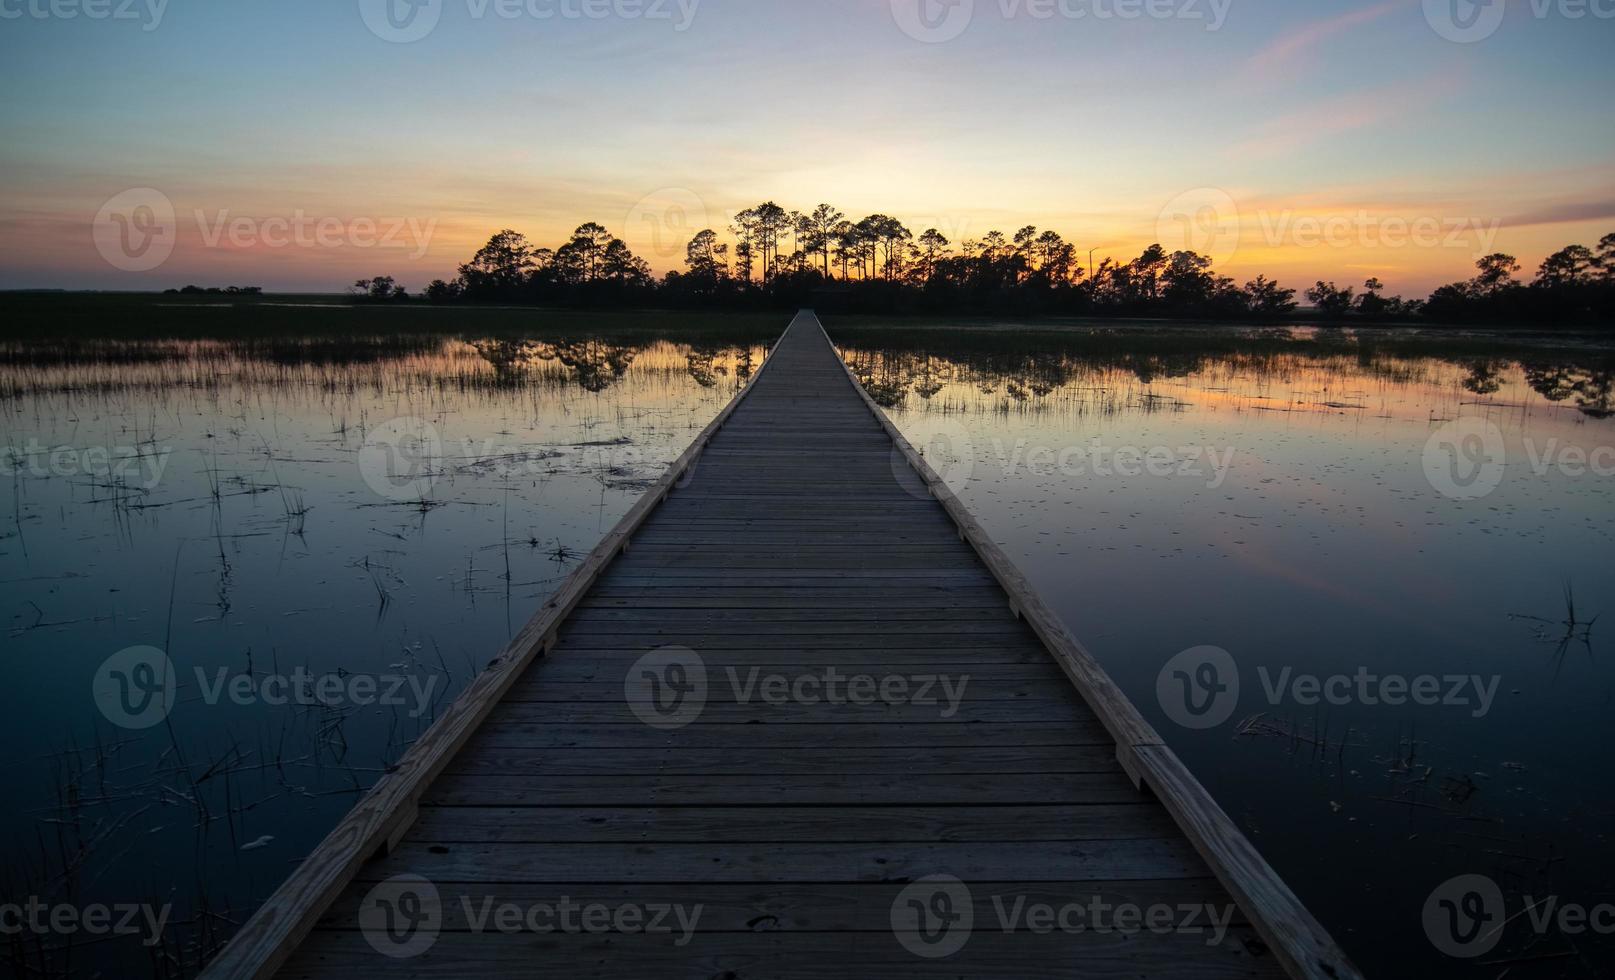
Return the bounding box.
[356,203,1615,325]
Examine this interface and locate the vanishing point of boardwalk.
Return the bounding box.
[204,312,1359,979]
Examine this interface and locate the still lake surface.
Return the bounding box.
[2,311,1611,977]
[835,321,1615,977]
[0,322,772,974]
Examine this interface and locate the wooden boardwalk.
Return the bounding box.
[206,312,1359,979]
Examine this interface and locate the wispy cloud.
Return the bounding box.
[1498,199,1615,230]
[1225,68,1463,160]
[1243,1,1406,80]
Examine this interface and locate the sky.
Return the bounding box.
[1,0,1612,296]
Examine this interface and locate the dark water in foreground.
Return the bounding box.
[0,326,771,975]
[837,323,1615,978]
[2,313,1612,977]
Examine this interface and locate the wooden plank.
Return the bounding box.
[468,700,1096,725]
[364,838,1207,883]
[401,804,1181,843]
[318,878,1245,928]
[501,681,1084,704]
[562,606,1020,623]
[524,662,1069,682]
[280,931,1279,980]
[550,633,1044,649]
[425,772,1150,807]
[441,745,1124,776]
[469,720,1112,748]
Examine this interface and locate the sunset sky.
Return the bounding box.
[1,0,1612,295]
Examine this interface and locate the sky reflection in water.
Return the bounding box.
[841,326,1615,977]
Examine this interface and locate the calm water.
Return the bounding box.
[0,326,771,975]
[835,323,1615,978]
[4,316,1612,977]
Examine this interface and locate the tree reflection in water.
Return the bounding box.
[839,330,1615,420]
[1524,362,1615,418]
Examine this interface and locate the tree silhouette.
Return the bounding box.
[914,228,951,285]
[801,204,845,279]
[386,213,1612,326]
[1244,276,1298,317]
[1472,253,1521,295]
[459,229,535,298]
[1537,246,1596,288]
[1306,281,1355,317]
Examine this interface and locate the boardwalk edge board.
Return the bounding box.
[820,315,1361,980]
[198,327,790,980]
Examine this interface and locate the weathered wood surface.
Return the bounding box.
[206,311,1354,979]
